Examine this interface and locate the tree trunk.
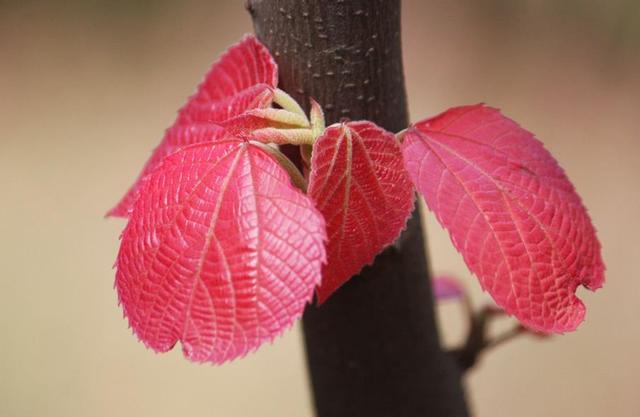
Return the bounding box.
[247,1,469,416]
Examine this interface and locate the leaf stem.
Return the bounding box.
[485,325,526,351]
[250,140,308,192]
[309,98,325,139]
[273,88,309,121]
[252,127,316,146]
[249,108,310,128]
[300,145,313,171]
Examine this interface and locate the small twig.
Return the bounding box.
[485,325,526,351]
[448,305,536,372]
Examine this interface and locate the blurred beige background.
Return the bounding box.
[1,1,638,416]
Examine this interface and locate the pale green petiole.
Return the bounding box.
[249,108,310,128]
[256,92,329,168]
[309,98,325,140]
[252,127,316,146]
[272,88,309,122]
[250,140,308,192]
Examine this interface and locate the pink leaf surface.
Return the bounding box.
[308,121,414,303]
[108,124,230,217]
[108,35,278,218]
[402,104,604,333]
[177,34,278,124]
[116,140,326,363]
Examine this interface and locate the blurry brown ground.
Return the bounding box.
[1,1,639,416]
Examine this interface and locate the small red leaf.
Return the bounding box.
[433,275,465,301]
[109,35,278,218]
[308,121,414,303]
[402,104,604,333]
[116,140,326,363]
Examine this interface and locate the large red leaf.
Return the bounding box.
[116,140,326,363]
[108,35,278,218]
[108,124,230,217]
[308,121,414,303]
[401,104,604,333]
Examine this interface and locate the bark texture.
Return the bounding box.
[247,1,469,416]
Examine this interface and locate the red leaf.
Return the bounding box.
[116,140,326,363]
[108,35,278,218]
[433,275,465,301]
[178,34,278,124]
[308,121,414,303]
[107,124,230,217]
[402,104,604,333]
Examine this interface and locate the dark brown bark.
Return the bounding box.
[247,1,469,416]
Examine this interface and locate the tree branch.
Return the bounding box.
[247,1,469,416]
